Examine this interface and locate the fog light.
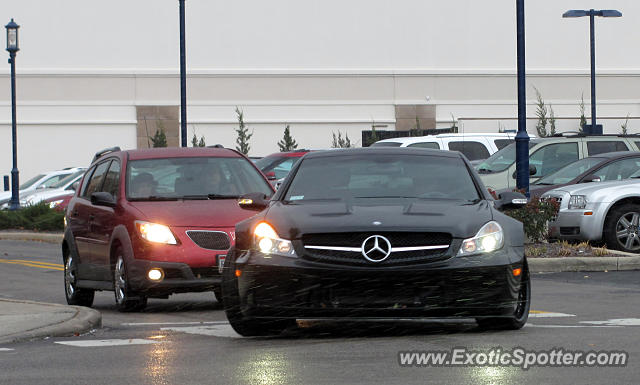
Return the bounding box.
[148,268,164,281]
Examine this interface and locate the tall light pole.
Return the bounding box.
[563,9,622,135]
[515,0,530,196]
[179,0,188,147]
[6,19,20,210]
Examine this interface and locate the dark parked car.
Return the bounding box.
[222,147,529,336]
[520,151,640,198]
[254,150,311,184]
[63,147,274,311]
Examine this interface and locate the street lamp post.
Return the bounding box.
[6,19,20,210]
[563,9,622,135]
[179,0,187,147]
[515,0,530,196]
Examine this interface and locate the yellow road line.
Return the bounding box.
[0,258,64,271]
[530,310,549,314]
[7,259,63,267]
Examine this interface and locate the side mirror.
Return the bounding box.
[580,174,601,183]
[265,171,277,181]
[495,191,528,211]
[90,192,116,208]
[238,192,270,211]
[511,165,537,179]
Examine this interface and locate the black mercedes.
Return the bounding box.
[222,147,530,336]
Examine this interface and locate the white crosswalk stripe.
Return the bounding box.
[161,324,240,338]
[580,318,640,326]
[122,321,228,327]
[526,323,621,328]
[55,339,160,347]
[528,312,575,318]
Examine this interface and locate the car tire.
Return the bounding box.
[64,248,95,307]
[476,261,530,330]
[113,252,147,312]
[221,249,295,337]
[604,204,640,253]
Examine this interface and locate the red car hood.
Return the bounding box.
[128,199,257,228]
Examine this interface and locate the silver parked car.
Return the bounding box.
[543,178,640,253]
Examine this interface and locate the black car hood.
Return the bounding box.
[265,199,494,239]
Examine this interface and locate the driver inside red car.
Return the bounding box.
[131,172,157,197]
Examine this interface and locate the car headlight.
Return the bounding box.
[135,221,177,245]
[253,222,297,257]
[49,199,64,209]
[457,221,504,256]
[568,195,587,210]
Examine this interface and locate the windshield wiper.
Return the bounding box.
[129,195,178,201]
[181,195,209,200]
[534,182,554,185]
[476,168,492,174]
[207,194,240,199]
[353,196,414,199]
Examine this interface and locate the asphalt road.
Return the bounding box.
[1,239,639,385]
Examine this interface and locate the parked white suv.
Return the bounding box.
[371,132,526,162]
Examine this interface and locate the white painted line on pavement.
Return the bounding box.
[55,339,160,347]
[580,318,640,326]
[161,325,241,338]
[526,323,621,328]
[529,311,575,318]
[0,348,14,351]
[121,321,228,326]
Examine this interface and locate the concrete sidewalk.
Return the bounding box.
[0,299,101,345]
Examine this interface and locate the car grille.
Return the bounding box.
[186,231,231,250]
[301,232,452,266]
[543,195,563,222]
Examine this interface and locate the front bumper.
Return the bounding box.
[548,204,607,241]
[234,247,525,319]
[128,258,223,296]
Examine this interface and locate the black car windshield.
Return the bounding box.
[475,142,538,173]
[534,157,604,185]
[126,157,272,200]
[284,154,480,202]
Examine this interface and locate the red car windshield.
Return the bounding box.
[126,157,272,200]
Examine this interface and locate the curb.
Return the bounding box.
[0,232,63,244]
[0,299,102,345]
[529,255,640,273]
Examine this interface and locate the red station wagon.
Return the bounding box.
[62,146,274,311]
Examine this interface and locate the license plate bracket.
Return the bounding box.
[217,255,226,274]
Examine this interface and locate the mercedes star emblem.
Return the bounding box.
[361,235,392,262]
